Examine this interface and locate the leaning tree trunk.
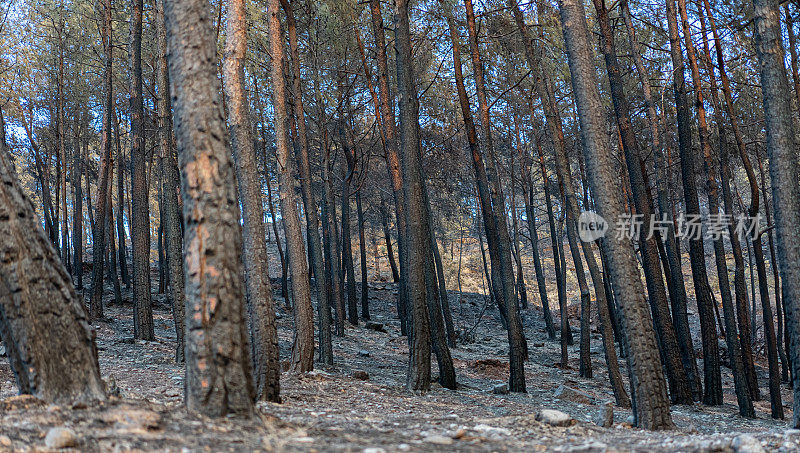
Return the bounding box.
[0,129,107,405]
[163,0,256,417]
[223,0,281,401]
[593,0,692,405]
[130,0,154,341]
[557,0,672,429]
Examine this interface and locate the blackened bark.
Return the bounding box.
[156,0,185,363]
[281,0,332,364]
[700,0,759,399]
[130,0,154,340]
[593,0,691,405]
[163,0,256,416]
[558,0,672,428]
[223,0,281,399]
[267,0,315,373]
[357,193,370,321]
[0,146,106,404]
[90,0,113,322]
[666,0,720,404]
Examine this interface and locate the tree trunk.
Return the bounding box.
[90,0,114,322]
[557,0,672,429]
[130,0,153,340]
[666,0,720,405]
[340,118,359,326]
[357,192,370,321]
[113,108,130,288]
[0,142,107,404]
[396,0,458,391]
[267,0,315,373]
[155,0,185,363]
[380,197,400,283]
[281,0,332,364]
[73,126,84,289]
[162,0,256,416]
[593,0,692,405]
[693,2,755,416]
[223,0,281,399]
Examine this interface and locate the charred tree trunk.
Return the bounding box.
[223,0,281,399]
[281,0,332,364]
[130,0,154,340]
[267,0,315,373]
[89,0,114,322]
[594,0,692,405]
[751,0,797,414]
[666,0,720,404]
[0,145,107,404]
[558,0,672,428]
[163,0,256,416]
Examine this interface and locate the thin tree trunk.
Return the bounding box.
[281,0,332,364]
[223,0,281,399]
[267,0,314,373]
[356,192,370,321]
[90,0,114,322]
[694,2,755,416]
[130,0,153,340]
[113,108,130,288]
[380,197,400,283]
[700,0,759,400]
[666,0,721,405]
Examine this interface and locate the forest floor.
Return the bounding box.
[0,274,797,452]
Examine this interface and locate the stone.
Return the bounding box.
[473,424,512,438]
[45,427,77,449]
[535,409,574,427]
[785,429,800,437]
[101,406,162,433]
[423,435,453,445]
[358,350,370,357]
[594,402,614,427]
[625,415,635,425]
[0,435,11,447]
[732,435,765,453]
[492,383,509,395]
[554,385,593,405]
[352,370,370,380]
[365,322,386,333]
[567,441,609,452]
[363,449,386,453]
